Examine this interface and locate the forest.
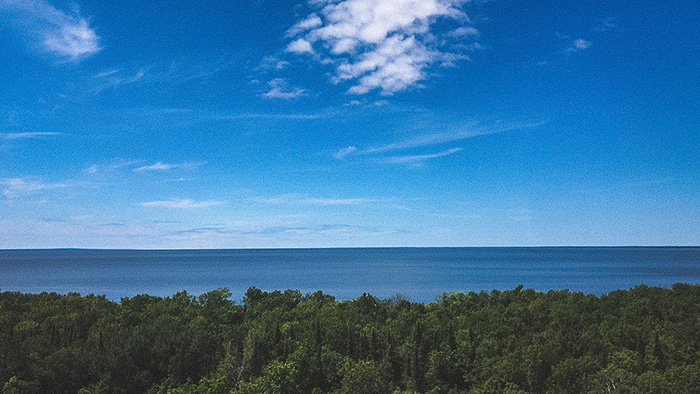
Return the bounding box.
[1,284,700,394]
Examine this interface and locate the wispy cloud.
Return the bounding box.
[133,161,205,172]
[89,56,233,94]
[173,223,394,248]
[0,217,201,249]
[92,69,145,93]
[336,119,542,163]
[334,146,357,159]
[304,198,374,206]
[365,122,484,153]
[2,177,66,198]
[247,224,386,237]
[81,159,142,175]
[252,194,375,206]
[0,215,396,248]
[567,38,592,53]
[262,78,306,99]
[1,0,101,60]
[285,0,477,94]
[386,147,462,164]
[134,162,176,172]
[140,199,226,209]
[0,132,62,140]
[257,56,293,71]
[574,39,592,50]
[168,227,233,236]
[558,17,618,56]
[212,111,329,121]
[286,13,322,36]
[447,26,479,38]
[94,69,120,78]
[594,17,618,33]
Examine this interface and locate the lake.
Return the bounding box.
[1,247,699,303]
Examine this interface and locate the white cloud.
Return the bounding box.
[214,111,327,120]
[337,35,435,94]
[252,194,374,206]
[43,18,99,59]
[250,224,388,238]
[333,118,543,164]
[448,26,479,37]
[93,69,145,93]
[0,132,62,140]
[386,147,462,164]
[1,0,101,60]
[334,146,357,159]
[140,199,226,209]
[132,161,204,172]
[287,13,323,36]
[134,162,176,172]
[287,38,315,54]
[368,119,541,154]
[94,69,120,78]
[567,38,592,52]
[574,39,591,50]
[262,78,306,99]
[2,177,66,198]
[286,0,475,94]
[275,60,291,69]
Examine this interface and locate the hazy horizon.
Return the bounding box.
[2,245,700,251]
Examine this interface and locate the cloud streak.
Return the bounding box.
[286,0,475,94]
[140,199,226,209]
[133,161,205,172]
[134,162,176,172]
[1,0,101,60]
[252,194,375,206]
[334,119,543,164]
[92,69,145,93]
[370,120,538,153]
[386,147,462,164]
[2,177,66,198]
[334,146,357,159]
[0,132,62,140]
[247,224,387,238]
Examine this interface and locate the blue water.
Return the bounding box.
[1,247,699,303]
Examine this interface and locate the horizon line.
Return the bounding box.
[2,245,699,252]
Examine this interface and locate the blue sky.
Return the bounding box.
[1,0,699,248]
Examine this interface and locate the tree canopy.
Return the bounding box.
[1,284,700,393]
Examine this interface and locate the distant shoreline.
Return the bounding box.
[2,245,699,252]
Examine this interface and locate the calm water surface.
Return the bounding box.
[1,247,699,302]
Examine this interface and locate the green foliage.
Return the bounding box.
[245,360,299,394]
[3,376,39,394]
[339,359,388,394]
[1,284,700,393]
